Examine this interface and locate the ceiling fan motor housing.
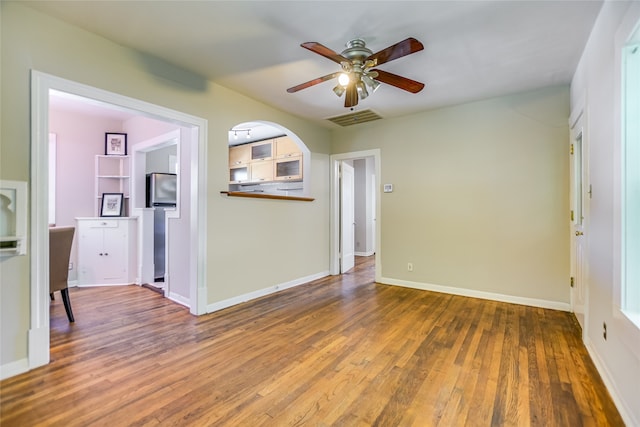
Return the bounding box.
[340,39,376,83]
[341,39,373,62]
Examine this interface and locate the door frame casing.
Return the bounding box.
[29,71,208,369]
[330,149,381,280]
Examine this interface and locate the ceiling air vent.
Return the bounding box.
[327,109,382,127]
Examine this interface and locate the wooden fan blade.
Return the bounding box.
[372,69,425,93]
[344,84,358,108]
[301,42,350,65]
[367,37,424,66]
[287,72,341,93]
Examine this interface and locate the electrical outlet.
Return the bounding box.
[407,262,413,272]
[68,262,73,271]
[603,322,607,340]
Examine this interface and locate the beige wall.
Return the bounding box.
[0,2,331,367]
[332,86,570,303]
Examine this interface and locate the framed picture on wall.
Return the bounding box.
[105,132,127,156]
[100,193,124,217]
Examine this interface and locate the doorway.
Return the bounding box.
[131,130,180,299]
[29,71,208,369]
[330,149,381,280]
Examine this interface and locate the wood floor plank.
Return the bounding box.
[0,256,625,426]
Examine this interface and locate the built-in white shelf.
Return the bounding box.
[0,180,27,256]
[95,155,130,217]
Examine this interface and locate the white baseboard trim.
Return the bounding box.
[584,338,637,427]
[0,358,29,380]
[379,277,571,312]
[207,271,330,314]
[168,292,190,308]
[67,280,79,288]
[355,251,374,257]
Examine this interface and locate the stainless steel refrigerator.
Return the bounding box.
[146,173,177,282]
[153,208,167,281]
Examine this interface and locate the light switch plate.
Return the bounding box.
[383,184,393,193]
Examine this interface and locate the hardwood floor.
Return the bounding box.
[1,256,623,426]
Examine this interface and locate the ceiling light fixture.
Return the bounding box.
[230,128,252,140]
[287,38,424,108]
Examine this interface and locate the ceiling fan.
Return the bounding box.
[287,37,425,108]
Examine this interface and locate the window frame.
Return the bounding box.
[613,8,640,358]
[622,42,640,316]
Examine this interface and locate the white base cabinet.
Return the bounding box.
[76,217,137,286]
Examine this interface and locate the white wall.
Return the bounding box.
[570,1,640,425]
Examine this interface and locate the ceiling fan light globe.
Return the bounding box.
[356,81,369,99]
[362,74,381,93]
[333,84,346,97]
[338,73,350,87]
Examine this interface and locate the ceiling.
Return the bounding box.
[29,1,603,129]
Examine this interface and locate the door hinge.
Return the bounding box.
[570,144,574,155]
[570,210,574,221]
[588,184,592,199]
[570,277,575,288]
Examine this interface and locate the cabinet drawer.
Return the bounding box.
[86,220,120,229]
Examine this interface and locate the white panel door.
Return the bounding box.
[570,116,588,331]
[341,161,355,273]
